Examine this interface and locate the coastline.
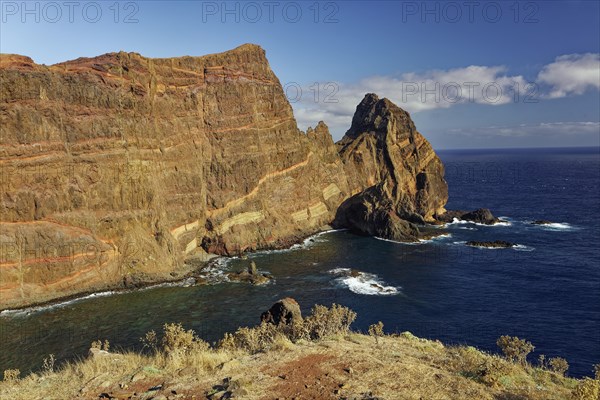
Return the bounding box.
[0,225,350,315]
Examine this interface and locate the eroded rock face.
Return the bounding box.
[334,94,448,241]
[0,46,448,308]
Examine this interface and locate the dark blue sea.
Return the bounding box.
[1,147,599,377]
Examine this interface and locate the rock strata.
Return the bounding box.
[334,94,448,241]
[0,46,448,309]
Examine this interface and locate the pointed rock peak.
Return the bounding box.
[307,121,334,146]
[342,93,414,140]
[315,121,329,132]
[359,93,380,108]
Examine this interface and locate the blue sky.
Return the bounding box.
[1,0,599,149]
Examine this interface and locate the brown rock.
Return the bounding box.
[334,94,448,241]
[438,208,500,225]
[261,298,303,326]
[466,240,515,248]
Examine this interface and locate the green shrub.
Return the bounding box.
[448,346,511,387]
[549,357,569,376]
[3,369,20,382]
[218,303,357,352]
[368,321,384,344]
[42,354,55,374]
[140,330,158,353]
[90,339,110,351]
[302,303,356,340]
[217,322,279,353]
[571,377,599,400]
[496,335,534,365]
[161,323,208,355]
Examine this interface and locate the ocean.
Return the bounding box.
[1,147,599,377]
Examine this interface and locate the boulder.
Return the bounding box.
[261,298,303,326]
[466,240,515,248]
[438,208,499,225]
[460,209,499,225]
[532,220,553,225]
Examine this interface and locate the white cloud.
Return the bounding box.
[447,122,600,138]
[292,65,529,136]
[537,53,600,98]
[291,54,600,139]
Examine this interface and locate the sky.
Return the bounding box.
[1,0,599,149]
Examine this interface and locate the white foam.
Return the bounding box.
[248,228,346,256]
[447,217,511,227]
[1,278,200,318]
[375,236,420,245]
[537,222,574,230]
[494,220,512,226]
[466,244,505,250]
[513,244,535,252]
[464,243,533,251]
[419,233,453,243]
[328,268,399,296]
[0,290,117,318]
[199,259,231,283]
[375,233,451,245]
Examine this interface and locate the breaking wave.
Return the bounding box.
[533,222,575,231]
[375,233,452,245]
[328,268,399,296]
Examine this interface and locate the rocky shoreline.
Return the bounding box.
[0,44,514,309]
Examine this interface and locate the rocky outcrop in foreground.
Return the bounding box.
[0,45,448,309]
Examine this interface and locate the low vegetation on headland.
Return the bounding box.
[1,300,598,400]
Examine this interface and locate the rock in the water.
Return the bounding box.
[248,261,258,275]
[227,269,272,285]
[532,220,553,225]
[261,298,303,326]
[460,209,499,225]
[438,208,499,225]
[466,240,515,248]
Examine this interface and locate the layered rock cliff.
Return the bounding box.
[335,94,448,241]
[0,44,447,309]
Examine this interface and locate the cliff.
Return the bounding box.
[335,94,448,241]
[0,44,447,309]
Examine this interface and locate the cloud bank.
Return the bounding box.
[292,53,600,140]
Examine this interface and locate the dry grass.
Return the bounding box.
[0,304,593,400]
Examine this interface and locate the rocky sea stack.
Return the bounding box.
[0,44,450,309]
